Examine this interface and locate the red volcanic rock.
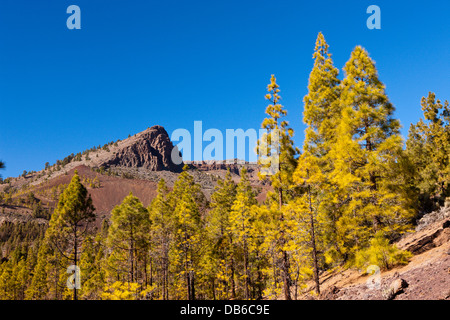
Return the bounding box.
[102,125,183,172]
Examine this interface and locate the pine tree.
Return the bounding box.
[106,192,150,290]
[46,250,67,300]
[46,170,96,300]
[256,74,298,300]
[328,46,414,263]
[206,170,237,299]
[339,46,401,189]
[292,152,327,295]
[79,235,106,299]
[293,32,341,294]
[406,92,450,211]
[92,176,100,188]
[254,203,288,299]
[15,259,28,300]
[303,32,341,157]
[149,179,172,300]
[0,260,14,299]
[26,244,50,300]
[229,167,257,299]
[168,166,205,300]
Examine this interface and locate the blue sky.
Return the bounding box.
[0,0,449,178]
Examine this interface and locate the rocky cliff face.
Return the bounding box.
[102,125,183,172]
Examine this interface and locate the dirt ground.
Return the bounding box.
[303,214,450,300]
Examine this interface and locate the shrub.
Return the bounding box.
[353,233,412,271]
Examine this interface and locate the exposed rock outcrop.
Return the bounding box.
[102,126,183,172]
[397,205,450,255]
[417,205,450,231]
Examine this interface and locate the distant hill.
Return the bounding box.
[0,125,268,226]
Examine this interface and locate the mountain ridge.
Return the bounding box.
[0,125,268,224]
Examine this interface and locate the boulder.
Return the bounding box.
[320,285,340,300]
[383,278,408,300]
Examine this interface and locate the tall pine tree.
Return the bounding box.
[206,170,237,299]
[169,166,205,300]
[328,46,413,263]
[149,179,173,300]
[293,32,341,294]
[46,170,95,300]
[106,192,150,289]
[229,167,257,299]
[256,74,298,300]
[406,92,450,211]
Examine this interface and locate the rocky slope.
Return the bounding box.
[310,206,450,300]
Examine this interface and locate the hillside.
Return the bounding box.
[304,206,450,300]
[0,125,266,225]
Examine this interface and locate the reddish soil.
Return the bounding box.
[43,165,158,217]
[303,213,450,300]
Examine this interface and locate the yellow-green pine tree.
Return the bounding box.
[46,170,96,300]
[406,92,450,210]
[106,192,150,293]
[293,32,341,294]
[330,46,414,263]
[292,152,328,295]
[26,243,50,300]
[149,179,172,300]
[169,166,205,300]
[256,74,298,300]
[206,169,237,299]
[303,32,341,157]
[229,167,257,299]
[79,235,106,299]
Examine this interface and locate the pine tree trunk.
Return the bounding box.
[230,256,236,299]
[191,271,195,300]
[282,250,291,300]
[73,227,78,301]
[279,188,292,300]
[243,240,250,299]
[130,223,135,284]
[163,241,169,300]
[162,262,166,300]
[256,256,263,300]
[185,251,191,300]
[149,257,153,287]
[309,186,320,295]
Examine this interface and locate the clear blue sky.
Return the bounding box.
[0,0,449,178]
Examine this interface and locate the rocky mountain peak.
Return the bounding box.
[101,125,183,172]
